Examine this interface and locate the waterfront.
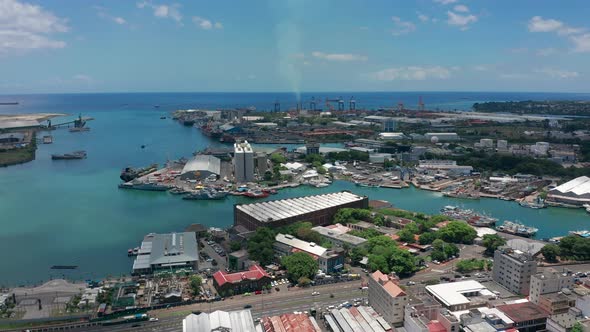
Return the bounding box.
[2,92,590,286]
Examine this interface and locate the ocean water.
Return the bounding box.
[1,92,590,286]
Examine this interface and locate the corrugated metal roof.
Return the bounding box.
[275,233,327,257]
[236,191,365,223]
[0,120,40,129]
[552,176,590,196]
[183,310,256,332]
[181,155,221,175]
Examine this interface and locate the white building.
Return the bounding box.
[273,233,344,273]
[424,133,459,141]
[497,140,508,150]
[234,141,254,183]
[532,142,550,155]
[425,280,494,311]
[480,139,494,148]
[492,247,537,295]
[311,225,367,248]
[368,270,408,326]
[529,271,575,304]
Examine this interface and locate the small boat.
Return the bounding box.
[183,189,228,200]
[42,135,53,144]
[583,204,590,214]
[160,116,166,119]
[169,188,189,195]
[51,265,78,270]
[243,190,269,198]
[569,230,590,238]
[52,151,87,160]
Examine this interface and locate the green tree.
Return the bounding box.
[455,259,486,273]
[541,244,561,263]
[333,208,372,224]
[398,222,419,243]
[282,252,319,282]
[189,275,203,296]
[296,228,322,244]
[298,277,312,287]
[270,153,286,164]
[482,234,506,256]
[571,322,583,332]
[419,232,439,245]
[438,221,477,244]
[229,241,242,252]
[247,227,276,265]
[350,247,368,264]
[367,235,397,252]
[368,254,389,274]
[388,248,418,276]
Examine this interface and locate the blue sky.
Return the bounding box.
[0,0,589,93]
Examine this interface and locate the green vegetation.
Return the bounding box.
[326,150,369,162]
[270,153,287,164]
[557,235,590,261]
[333,208,372,224]
[189,275,203,296]
[277,221,322,244]
[438,221,477,244]
[540,244,561,262]
[455,259,488,273]
[419,232,439,245]
[473,100,590,116]
[0,132,36,167]
[366,235,417,276]
[305,154,325,165]
[571,322,584,332]
[398,222,419,243]
[229,241,242,251]
[349,228,382,239]
[247,227,276,265]
[281,252,319,282]
[430,239,459,262]
[482,234,506,256]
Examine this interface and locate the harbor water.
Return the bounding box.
[1,92,590,286]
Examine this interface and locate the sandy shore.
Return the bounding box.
[0,113,67,122]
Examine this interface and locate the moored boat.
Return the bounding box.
[497,221,538,237]
[51,151,87,160]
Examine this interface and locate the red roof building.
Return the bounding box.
[213,265,271,296]
[261,313,322,332]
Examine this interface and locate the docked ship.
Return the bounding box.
[519,197,546,209]
[118,181,170,191]
[168,187,189,195]
[120,164,158,182]
[442,190,480,199]
[497,221,538,237]
[440,206,497,227]
[183,188,228,200]
[569,230,590,238]
[51,151,87,160]
[242,190,270,198]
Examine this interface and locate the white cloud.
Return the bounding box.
[370,66,452,81]
[417,13,430,23]
[391,16,416,36]
[73,74,93,84]
[94,6,126,25]
[536,48,557,56]
[499,73,529,79]
[535,68,580,79]
[137,1,182,23]
[453,5,469,13]
[434,0,457,4]
[0,0,68,52]
[570,33,590,53]
[311,51,368,62]
[473,65,490,71]
[528,16,564,33]
[192,16,222,30]
[446,11,477,30]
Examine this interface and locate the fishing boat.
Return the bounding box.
[497,221,538,237]
[51,151,87,160]
[440,206,497,227]
[243,190,269,198]
[519,197,546,209]
[169,187,189,195]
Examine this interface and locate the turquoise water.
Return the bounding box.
[1,92,590,286]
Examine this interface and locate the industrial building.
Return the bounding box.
[234,141,255,183]
[492,247,538,295]
[425,280,494,311]
[0,132,25,144]
[368,271,408,326]
[546,176,590,207]
[274,233,344,273]
[255,152,268,175]
[183,309,256,332]
[325,306,392,332]
[260,313,322,332]
[424,133,460,142]
[180,155,221,180]
[132,232,199,275]
[311,225,367,248]
[212,265,271,296]
[233,191,368,231]
[529,271,575,304]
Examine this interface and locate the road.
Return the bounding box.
[70,280,366,332]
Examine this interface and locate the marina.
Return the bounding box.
[3,92,590,286]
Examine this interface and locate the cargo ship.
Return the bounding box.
[497,221,538,237]
[120,164,158,182]
[51,151,87,160]
[440,206,497,227]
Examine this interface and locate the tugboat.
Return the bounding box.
[51,151,87,160]
[497,221,538,237]
[243,190,270,198]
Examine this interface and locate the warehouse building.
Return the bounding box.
[180,155,221,180]
[132,232,198,274]
[425,280,494,311]
[233,191,368,231]
[546,176,590,207]
[311,225,367,248]
[183,309,256,332]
